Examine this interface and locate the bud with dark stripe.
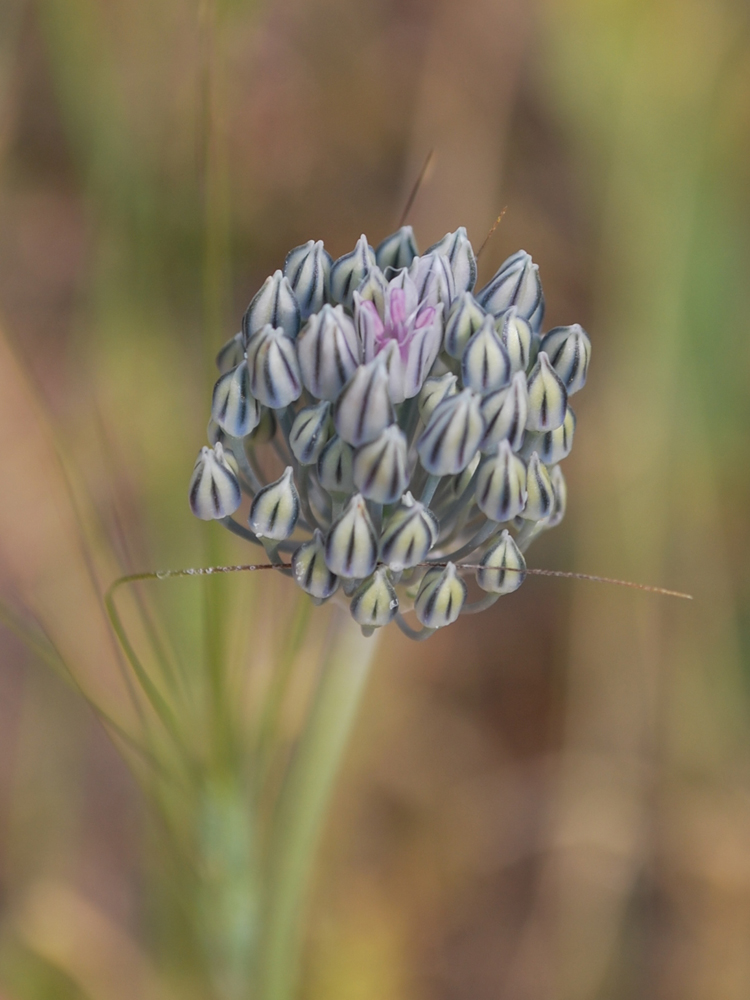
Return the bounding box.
[480,371,528,454]
[289,400,332,465]
[418,373,458,424]
[212,360,262,438]
[292,528,339,600]
[284,240,332,320]
[317,435,355,494]
[376,226,418,272]
[476,250,544,332]
[297,304,360,402]
[408,252,456,308]
[525,352,567,432]
[246,324,303,409]
[444,292,486,359]
[330,235,376,310]
[350,568,399,632]
[521,452,553,521]
[243,270,300,341]
[353,425,409,504]
[189,443,242,520]
[524,405,575,465]
[426,227,477,294]
[334,359,395,447]
[414,563,466,629]
[216,332,244,374]
[249,466,300,539]
[476,530,526,595]
[325,493,378,579]
[461,315,512,394]
[497,307,533,374]
[417,389,484,476]
[546,464,567,528]
[540,324,591,395]
[475,440,527,522]
[379,494,438,571]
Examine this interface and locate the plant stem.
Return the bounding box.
[258,612,380,1000]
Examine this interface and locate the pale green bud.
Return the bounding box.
[521,452,553,521]
[476,250,544,332]
[216,332,244,374]
[353,425,409,504]
[291,528,339,600]
[524,405,575,465]
[480,370,528,454]
[334,359,395,446]
[249,466,300,540]
[350,568,399,630]
[330,235,376,310]
[379,493,438,571]
[414,563,466,628]
[324,493,378,579]
[496,307,533,374]
[461,315,512,394]
[475,440,527,522]
[426,227,477,293]
[297,304,360,402]
[356,266,388,315]
[246,324,303,409]
[546,464,567,528]
[541,324,591,395]
[417,388,484,476]
[444,292,486,359]
[317,435,355,494]
[289,401,332,465]
[284,240,332,320]
[408,252,456,308]
[189,443,242,520]
[418,373,459,424]
[243,270,300,341]
[376,226,418,272]
[476,530,526,594]
[211,360,262,438]
[525,352,567,432]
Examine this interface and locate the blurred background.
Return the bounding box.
[1,0,750,997]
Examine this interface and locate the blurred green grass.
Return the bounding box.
[0,0,749,998]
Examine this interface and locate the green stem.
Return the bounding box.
[258,612,381,1000]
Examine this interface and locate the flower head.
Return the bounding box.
[190,230,591,638]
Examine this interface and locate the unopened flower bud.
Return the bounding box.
[297,304,360,402]
[292,528,339,600]
[476,530,526,594]
[350,568,399,630]
[216,332,244,374]
[524,405,575,465]
[245,325,303,409]
[476,250,544,332]
[480,371,528,453]
[189,443,242,520]
[408,252,456,308]
[426,227,477,293]
[376,226,418,272]
[418,373,458,424]
[284,240,332,320]
[379,493,438,571]
[525,352,567,432]
[317,435,355,493]
[444,292,486,358]
[325,494,378,579]
[249,466,300,539]
[496,307,533,374]
[330,235,376,310]
[475,440,527,522]
[353,425,409,504]
[521,452,553,521]
[356,266,388,314]
[546,464,567,527]
[334,359,395,446]
[414,563,466,628]
[289,401,332,465]
[540,324,591,395]
[461,315,512,394]
[211,360,262,438]
[243,270,300,342]
[418,389,484,476]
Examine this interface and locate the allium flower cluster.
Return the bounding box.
[189,227,591,638]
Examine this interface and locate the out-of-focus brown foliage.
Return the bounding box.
[1,0,750,998]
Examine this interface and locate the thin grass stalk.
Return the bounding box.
[258,614,381,1000]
